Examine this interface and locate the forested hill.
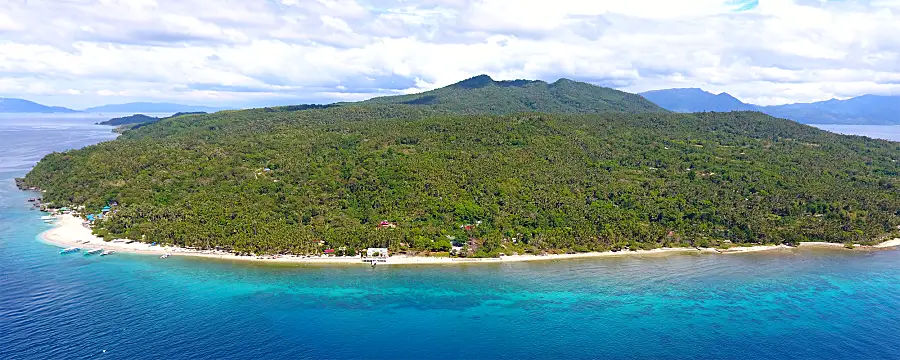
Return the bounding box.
[97,112,209,126]
[22,103,900,256]
[355,75,666,114]
[97,114,159,126]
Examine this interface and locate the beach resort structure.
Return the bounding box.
[366,248,388,258]
[363,248,389,264]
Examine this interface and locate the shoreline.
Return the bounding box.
[40,214,900,266]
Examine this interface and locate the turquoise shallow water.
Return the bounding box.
[1,117,900,359]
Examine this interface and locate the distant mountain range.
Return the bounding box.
[641,89,900,125]
[0,99,224,114]
[84,102,223,114]
[0,98,80,113]
[639,88,758,113]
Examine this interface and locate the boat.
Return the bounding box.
[159,253,171,259]
[100,250,116,256]
[84,248,103,256]
[60,247,80,254]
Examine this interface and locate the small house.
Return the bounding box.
[378,221,397,229]
[102,206,111,213]
[324,249,335,255]
[366,248,388,258]
[450,245,464,255]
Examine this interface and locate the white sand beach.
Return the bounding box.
[40,214,900,266]
[873,238,900,248]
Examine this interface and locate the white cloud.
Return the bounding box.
[0,0,897,108]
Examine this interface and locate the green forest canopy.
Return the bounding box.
[21,77,900,256]
[355,75,666,115]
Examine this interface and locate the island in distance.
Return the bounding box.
[96,112,208,132]
[0,97,80,113]
[20,75,900,259]
[641,88,900,125]
[0,99,226,114]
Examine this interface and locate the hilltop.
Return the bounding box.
[357,75,666,114]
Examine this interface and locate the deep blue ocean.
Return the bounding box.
[1,117,899,360]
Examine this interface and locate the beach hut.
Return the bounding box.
[366,248,389,258]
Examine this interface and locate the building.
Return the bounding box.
[378,220,397,229]
[366,248,388,258]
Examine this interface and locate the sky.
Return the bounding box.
[1,0,899,109]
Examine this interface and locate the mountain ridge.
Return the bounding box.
[641,88,900,125]
[0,98,80,113]
[355,75,667,114]
[84,102,224,113]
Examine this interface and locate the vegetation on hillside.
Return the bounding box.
[23,105,900,256]
[97,114,159,126]
[356,75,666,115]
[99,112,209,133]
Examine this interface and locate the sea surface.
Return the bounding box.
[1,117,899,360]
[811,124,900,142]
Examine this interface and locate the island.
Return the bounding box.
[20,75,900,261]
[96,112,208,132]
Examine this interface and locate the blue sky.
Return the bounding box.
[0,0,898,109]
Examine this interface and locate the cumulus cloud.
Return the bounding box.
[0,0,897,108]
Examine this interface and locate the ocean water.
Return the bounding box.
[811,124,900,142]
[1,117,900,360]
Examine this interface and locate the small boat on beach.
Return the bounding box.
[84,248,103,256]
[100,250,116,256]
[60,247,80,254]
[41,215,53,220]
[160,253,171,259]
